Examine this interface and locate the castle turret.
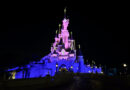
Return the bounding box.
[60,8,70,49]
[77,45,84,72]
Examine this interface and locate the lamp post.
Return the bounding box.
[123,63,128,75]
[123,64,127,68]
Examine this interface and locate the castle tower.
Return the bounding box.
[61,8,70,49]
[50,8,76,61]
[77,45,84,73]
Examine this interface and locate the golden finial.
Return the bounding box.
[59,23,61,27]
[64,7,67,18]
[70,32,73,39]
[56,30,58,34]
[71,32,72,35]
[78,44,80,49]
[64,7,67,14]
[59,24,61,33]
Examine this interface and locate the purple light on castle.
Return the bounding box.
[7,8,102,79]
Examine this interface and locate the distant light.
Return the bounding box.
[123,64,127,67]
[87,64,90,67]
[12,71,16,79]
[56,64,58,67]
[88,70,91,73]
[101,71,103,74]
[71,66,73,69]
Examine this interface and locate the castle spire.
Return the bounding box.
[64,7,67,18]
[56,30,58,34]
[70,32,73,39]
[56,30,58,37]
[77,44,83,56]
[58,24,61,34]
[78,44,81,49]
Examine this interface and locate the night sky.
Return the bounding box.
[1,1,128,69]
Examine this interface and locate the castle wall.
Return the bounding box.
[7,9,103,80]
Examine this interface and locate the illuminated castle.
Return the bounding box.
[8,8,102,79]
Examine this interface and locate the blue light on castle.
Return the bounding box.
[7,8,102,79]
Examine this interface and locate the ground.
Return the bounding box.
[0,73,130,90]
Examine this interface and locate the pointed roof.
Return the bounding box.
[58,24,61,33]
[55,30,58,37]
[70,32,73,40]
[53,50,58,54]
[77,44,83,56]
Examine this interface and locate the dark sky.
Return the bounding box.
[1,0,129,68]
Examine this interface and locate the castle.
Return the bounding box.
[8,8,102,79]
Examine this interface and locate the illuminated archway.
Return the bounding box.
[59,64,68,72]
